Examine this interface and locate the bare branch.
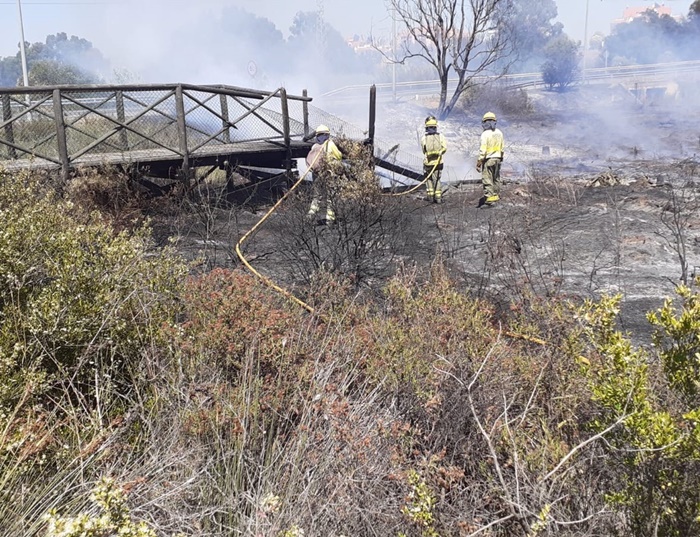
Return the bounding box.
[540,415,627,483]
[466,513,515,536]
[385,0,515,117]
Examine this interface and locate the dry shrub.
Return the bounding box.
[120,263,600,536]
[457,82,534,119]
[175,268,305,383]
[1,223,606,537]
[64,166,153,229]
[273,138,416,287]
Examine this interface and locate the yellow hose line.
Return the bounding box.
[234,141,439,320]
[386,156,441,197]
[234,148,326,315]
[506,330,594,368]
[504,331,548,346]
[234,143,552,345]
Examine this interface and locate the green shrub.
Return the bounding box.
[0,171,187,434]
[541,35,581,92]
[44,477,158,537]
[582,292,700,536]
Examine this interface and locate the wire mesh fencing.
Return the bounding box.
[0,84,464,186]
[0,85,313,173]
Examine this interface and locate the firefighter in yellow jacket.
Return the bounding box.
[476,112,505,207]
[421,116,447,204]
[306,124,343,224]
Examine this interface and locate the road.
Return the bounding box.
[319,60,700,105]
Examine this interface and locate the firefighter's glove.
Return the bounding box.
[476,160,483,172]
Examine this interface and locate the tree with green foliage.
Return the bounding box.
[287,10,372,89]
[540,35,580,91]
[0,54,23,86]
[688,0,700,33]
[690,0,700,18]
[604,9,694,64]
[27,60,96,85]
[211,7,289,85]
[0,32,106,86]
[505,0,564,72]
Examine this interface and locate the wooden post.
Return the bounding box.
[368,84,376,145]
[280,87,292,176]
[302,89,309,138]
[2,94,17,159]
[368,84,376,166]
[175,85,190,183]
[52,89,70,182]
[219,93,231,144]
[115,90,129,151]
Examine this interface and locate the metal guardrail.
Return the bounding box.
[0,83,313,180]
[320,60,700,101]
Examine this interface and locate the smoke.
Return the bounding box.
[84,1,381,99]
[553,1,694,43]
[8,0,696,179]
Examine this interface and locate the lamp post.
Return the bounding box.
[392,6,397,102]
[582,0,590,82]
[17,0,30,87]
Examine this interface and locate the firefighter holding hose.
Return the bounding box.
[306,124,343,224]
[421,116,447,204]
[476,112,505,208]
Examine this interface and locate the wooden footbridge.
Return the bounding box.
[0,83,426,187]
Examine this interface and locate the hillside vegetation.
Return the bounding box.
[2,161,700,537]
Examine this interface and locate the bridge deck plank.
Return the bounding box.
[0,139,312,173]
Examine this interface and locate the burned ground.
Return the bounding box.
[150,87,700,343]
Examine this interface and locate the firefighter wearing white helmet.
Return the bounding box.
[476,112,504,207]
[306,124,343,224]
[420,116,447,203]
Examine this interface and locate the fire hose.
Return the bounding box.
[234,146,327,314]
[386,154,442,197]
[234,142,441,316]
[234,144,551,347]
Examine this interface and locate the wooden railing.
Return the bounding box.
[0,83,312,180]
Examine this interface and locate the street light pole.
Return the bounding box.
[17,0,30,87]
[392,7,397,103]
[582,0,590,83]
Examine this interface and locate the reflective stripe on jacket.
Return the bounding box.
[479,128,504,161]
[421,132,447,166]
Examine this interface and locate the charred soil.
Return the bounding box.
[148,87,700,342]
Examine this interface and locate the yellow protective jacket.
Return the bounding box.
[479,128,504,161]
[306,139,342,169]
[421,132,447,166]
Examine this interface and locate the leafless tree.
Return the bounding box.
[656,184,699,286]
[385,0,515,118]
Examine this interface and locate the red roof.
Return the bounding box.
[621,4,672,21]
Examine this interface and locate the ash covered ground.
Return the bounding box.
[165,86,700,342]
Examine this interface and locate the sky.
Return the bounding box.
[0,0,694,81]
